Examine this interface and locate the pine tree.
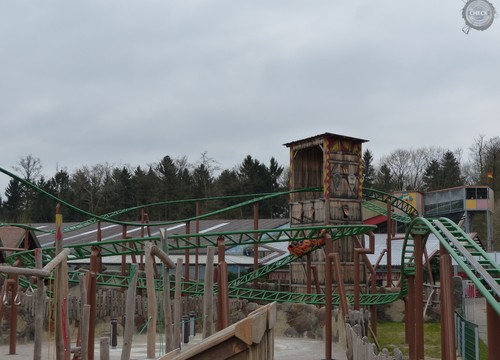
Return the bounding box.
[374,163,393,193]
[440,151,463,188]
[3,179,23,222]
[422,159,442,191]
[362,149,375,188]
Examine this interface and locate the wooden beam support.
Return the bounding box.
[42,248,71,274]
[151,245,176,269]
[0,266,49,277]
[145,242,157,358]
[160,229,175,353]
[202,246,215,339]
[34,249,45,360]
[173,258,183,349]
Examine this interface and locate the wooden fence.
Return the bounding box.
[18,288,248,324]
[344,310,403,360]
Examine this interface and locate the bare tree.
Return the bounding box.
[381,149,412,191]
[379,147,446,191]
[13,154,43,183]
[12,155,43,221]
[469,135,487,184]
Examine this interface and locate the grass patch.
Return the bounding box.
[372,322,440,359]
[372,322,489,359]
[479,339,488,360]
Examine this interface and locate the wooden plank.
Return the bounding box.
[234,316,253,346]
[251,311,268,345]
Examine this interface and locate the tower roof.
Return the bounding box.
[284,132,368,148]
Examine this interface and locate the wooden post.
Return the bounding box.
[145,242,157,358]
[386,200,392,287]
[74,273,88,354]
[354,246,360,310]
[87,248,99,360]
[121,265,138,360]
[324,233,333,360]
[439,246,456,360]
[55,204,71,360]
[8,276,18,355]
[306,253,312,294]
[195,202,200,281]
[253,203,259,289]
[97,221,103,273]
[160,229,174,353]
[100,337,110,360]
[413,234,424,360]
[79,273,88,308]
[311,266,321,294]
[487,301,500,360]
[121,225,127,276]
[34,249,45,360]
[81,304,90,360]
[140,209,146,270]
[407,274,415,360]
[184,222,190,283]
[202,246,215,339]
[331,253,349,317]
[217,236,230,331]
[217,261,230,331]
[173,258,183,349]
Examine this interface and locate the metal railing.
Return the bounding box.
[455,312,480,360]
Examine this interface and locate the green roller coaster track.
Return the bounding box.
[2,185,416,308]
[401,217,500,315]
[1,166,499,316]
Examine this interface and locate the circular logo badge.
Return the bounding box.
[463,0,496,31]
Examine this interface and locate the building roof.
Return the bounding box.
[50,219,291,266]
[32,218,290,250]
[363,215,387,225]
[365,233,441,267]
[364,232,487,267]
[283,132,368,148]
[0,226,41,263]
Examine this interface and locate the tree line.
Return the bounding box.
[0,152,288,223]
[363,135,499,194]
[1,135,499,228]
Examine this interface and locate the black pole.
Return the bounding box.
[110,318,118,348]
[182,315,190,344]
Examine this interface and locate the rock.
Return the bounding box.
[284,327,300,338]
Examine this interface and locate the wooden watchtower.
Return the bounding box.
[284,132,368,292]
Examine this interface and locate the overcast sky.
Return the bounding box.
[1,1,500,197]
